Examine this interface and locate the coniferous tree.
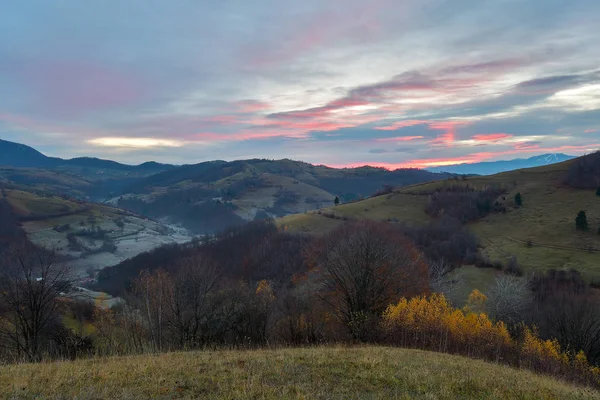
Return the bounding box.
[575,211,589,231]
[334,196,340,206]
[515,192,523,207]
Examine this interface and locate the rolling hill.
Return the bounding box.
[0,188,189,280]
[112,159,455,233]
[280,155,600,280]
[1,346,597,399]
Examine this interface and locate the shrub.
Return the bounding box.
[505,256,524,276]
[399,216,479,266]
[425,184,506,222]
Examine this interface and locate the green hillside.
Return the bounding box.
[279,158,600,278]
[1,346,597,399]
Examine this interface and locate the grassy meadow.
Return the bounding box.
[1,346,599,399]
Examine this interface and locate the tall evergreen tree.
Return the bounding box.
[334,196,340,206]
[514,192,523,207]
[575,211,589,231]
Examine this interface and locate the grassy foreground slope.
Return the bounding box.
[1,346,598,399]
[279,159,600,277]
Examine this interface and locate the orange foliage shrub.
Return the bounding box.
[382,291,600,386]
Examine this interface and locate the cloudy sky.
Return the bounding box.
[1,0,599,168]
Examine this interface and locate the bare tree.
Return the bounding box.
[428,258,455,295]
[133,269,171,352]
[307,220,429,340]
[0,244,70,361]
[486,275,530,326]
[165,254,218,347]
[131,254,219,350]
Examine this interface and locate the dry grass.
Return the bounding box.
[1,346,598,399]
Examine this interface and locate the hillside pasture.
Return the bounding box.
[1,346,597,399]
[279,159,600,284]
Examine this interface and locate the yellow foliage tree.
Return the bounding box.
[382,290,600,385]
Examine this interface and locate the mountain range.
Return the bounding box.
[0,138,579,233]
[426,153,575,175]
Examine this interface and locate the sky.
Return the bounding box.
[1,0,599,168]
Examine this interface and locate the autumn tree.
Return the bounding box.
[0,244,70,361]
[307,220,429,340]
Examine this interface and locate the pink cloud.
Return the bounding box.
[372,119,471,146]
[428,121,470,147]
[514,142,541,150]
[376,135,425,142]
[584,129,598,133]
[472,133,513,142]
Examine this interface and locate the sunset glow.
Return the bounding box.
[1,1,598,166]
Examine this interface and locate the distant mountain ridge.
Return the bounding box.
[426,153,575,175]
[0,139,174,171]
